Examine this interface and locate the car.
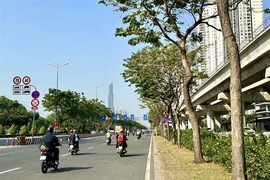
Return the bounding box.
[91,131,97,134]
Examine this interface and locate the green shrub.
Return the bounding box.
[39,126,46,134]
[0,124,5,135]
[8,124,17,135]
[180,129,270,178]
[19,125,28,135]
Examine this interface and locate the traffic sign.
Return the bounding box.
[32,90,40,99]
[143,114,148,120]
[22,76,31,85]
[101,114,106,121]
[13,85,21,95]
[130,114,134,120]
[31,106,38,110]
[13,76,21,85]
[113,114,117,121]
[31,98,40,107]
[123,114,127,121]
[22,85,31,95]
[54,121,58,129]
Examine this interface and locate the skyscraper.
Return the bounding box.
[108,77,115,113]
[197,0,263,83]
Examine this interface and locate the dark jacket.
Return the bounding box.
[69,133,76,142]
[42,133,60,149]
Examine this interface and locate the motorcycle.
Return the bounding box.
[117,143,127,157]
[106,137,111,145]
[69,141,78,155]
[40,149,59,173]
[137,133,141,140]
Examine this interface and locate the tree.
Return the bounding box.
[99,0,217,163]
[0,124,4,135]
[217,0,246,179]
[0,96,32,127]
[8,124,17,135]
[19,125,28,135]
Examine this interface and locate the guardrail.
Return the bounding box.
[2,133,105,147]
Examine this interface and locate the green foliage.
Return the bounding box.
[0,124,5,135]
[0,96,32,127]
[245,133,270,180]
[19,125,28,135]
[30,124,37,135]
[8,124,17,135]
[38,126,46,134]
[180,129,270,178]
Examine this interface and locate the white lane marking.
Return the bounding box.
[88,147,93,149]
[0,167,21,175]
[61,153,70,157]
[144,136,153,180]
[0,152,15,157]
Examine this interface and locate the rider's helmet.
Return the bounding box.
[47,127,53,133]
[70,129,73,133]
[73,129,76,133]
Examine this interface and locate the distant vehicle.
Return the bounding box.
[91,131,97,134]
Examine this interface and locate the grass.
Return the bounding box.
[154,136,231,180]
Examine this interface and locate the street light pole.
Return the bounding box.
[90,84,103,101]
[48,62,68,131]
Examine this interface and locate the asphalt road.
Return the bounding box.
[0,134,154,180]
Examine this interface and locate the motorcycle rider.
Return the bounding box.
[42,127,61,164]
[106,130,112,143]
[116,128,128,153]
[68,129,75,151]
[73,129,80,151]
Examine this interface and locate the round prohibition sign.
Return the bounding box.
[31,98,40,107]
[22,76,31,85]
[13,76,21,85]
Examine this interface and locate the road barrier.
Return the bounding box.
[17,136,26,145]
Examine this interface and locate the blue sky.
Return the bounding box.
[0,0,269,126]
[0,0,146,120]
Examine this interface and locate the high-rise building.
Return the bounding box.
[108,77,114,113]
[197,0,263,82]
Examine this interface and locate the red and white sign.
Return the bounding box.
[13,76,21,85]
[54,121,58,129]
[31,98,40,107]
[22,76,31,85]
[31,106,38,110]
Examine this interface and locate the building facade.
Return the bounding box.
[197,0,263,82]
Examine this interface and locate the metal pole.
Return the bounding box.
[31,109,36,144]
[55,66,59,131]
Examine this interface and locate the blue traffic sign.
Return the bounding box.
[143,114,148,120]
[113,114,117,121]
[130,114,134,120]
[101,114,106,121]
[31,90,40,99]
[123,114,127,121]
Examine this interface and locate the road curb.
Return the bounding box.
[153,136,165,180]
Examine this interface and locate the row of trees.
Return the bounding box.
[0,89,147,135]
[99,0,269,179]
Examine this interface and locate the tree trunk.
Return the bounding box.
[172,121,176,145]
[217,1,246,179]
[176,116,181,148]
[179,41,205,163]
